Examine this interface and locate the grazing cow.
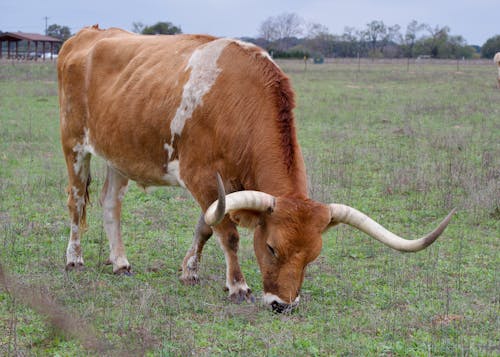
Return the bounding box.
[58,25,455,312]
[494,52,500,89]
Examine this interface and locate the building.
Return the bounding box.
[0,32,62,60]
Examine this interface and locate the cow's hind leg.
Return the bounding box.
[64,148,91,271]
[181,213,213,284]
[100,165,131,274]
[215,219,255,304]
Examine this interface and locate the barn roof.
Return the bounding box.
[0,32,62,43]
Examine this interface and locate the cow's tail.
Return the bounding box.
[80,172,92,231]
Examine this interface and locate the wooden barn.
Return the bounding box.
[0,32,62,60]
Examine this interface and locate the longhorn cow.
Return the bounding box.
[58,26,454,312]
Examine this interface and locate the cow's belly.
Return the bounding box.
[83,125,184,189]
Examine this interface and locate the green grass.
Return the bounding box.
[0,59,499,356]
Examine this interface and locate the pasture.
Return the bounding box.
[0,58,498,356]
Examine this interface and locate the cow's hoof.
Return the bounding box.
[114,266,133,275]
[229,289,255,304]
[180,275,200,286]
[65,262,84,271]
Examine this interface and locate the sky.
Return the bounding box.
[1,0,498,46]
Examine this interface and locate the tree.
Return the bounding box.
[258,13,304,51]
[339,26,362,57]
[362,20,387,57]
[259,17,278,43]
[448,35,475,58]
[424,25,450,57]
[481,35,500,58]
[142,21,182,35]
[131,22,145,34]
[380,24,401,56]
[402,20,426,58]
[305,22,334,57]
[46,24,71,42]
[412,25,474,59]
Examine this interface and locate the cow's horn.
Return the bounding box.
[328,204,456,252]
[204,174,275,226]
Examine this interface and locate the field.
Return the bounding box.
[0,58,498,356]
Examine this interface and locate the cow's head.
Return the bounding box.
[205,174,455,313]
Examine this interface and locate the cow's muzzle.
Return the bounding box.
[263,293,300,313]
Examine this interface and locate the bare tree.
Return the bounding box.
[258,13,304,51]
[305,22,333,56]
[404,20,426,58]
[362,20,387,56]
[306,22,329,39]
[132,22,145,34]
[259,17,278,42]
[380,24,401,56]
[275,13,303,40]
[340,26,362,57]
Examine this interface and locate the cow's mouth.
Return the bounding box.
[263,293,300,313]
[270,300,295,313]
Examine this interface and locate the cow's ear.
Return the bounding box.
[229,210,261,228]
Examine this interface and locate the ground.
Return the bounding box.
[0,58,498,356]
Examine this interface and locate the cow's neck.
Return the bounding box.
[245,145,308,199]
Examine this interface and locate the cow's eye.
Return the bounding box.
[267,243,277,258]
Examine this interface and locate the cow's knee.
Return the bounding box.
[181,213,213,284]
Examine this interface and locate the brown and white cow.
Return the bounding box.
[58,26,454,312]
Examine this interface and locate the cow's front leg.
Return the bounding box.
[181,213,213,284]
[100,165,131,274]
[215,219,255,304]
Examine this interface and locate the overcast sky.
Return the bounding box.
[1,0,498,45]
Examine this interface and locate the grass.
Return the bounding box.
[0,59,499,356]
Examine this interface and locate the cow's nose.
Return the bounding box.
[270,300,293,314]
[264,293,300,313]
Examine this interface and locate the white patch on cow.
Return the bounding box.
[109,256,130,273]
[228,280,251,296]
[262,293,300,307]
[66,238,83,265]
[164,143,174,160]
[71,186,85,216]
[167,39,230,156]
[71,223,79,235]
[233,39,257,50]
[186,255,198,270]
[162,159,186,187]
[260,50,277,65]
[72,128,95,180]
[231,39,277,65]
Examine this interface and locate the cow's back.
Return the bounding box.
[58,26,306,198]
[58,26,218,186]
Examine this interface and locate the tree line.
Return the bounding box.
[3,16,498,59]
[250,13,498,59]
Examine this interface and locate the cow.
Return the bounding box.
[494,52,500,89]
[58,25,455,313]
